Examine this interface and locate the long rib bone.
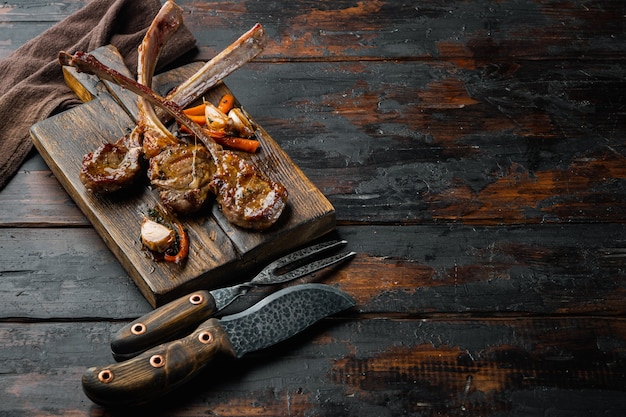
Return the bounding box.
[137,2,267,157]
[136,0,185,155]
[138,0,213,215]
[76,13,266,193]
[165,22,266,110]
[136,2,267,154]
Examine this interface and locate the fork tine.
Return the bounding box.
[250,240,351,285]
[274,251,356,283]
[266,239,347,271]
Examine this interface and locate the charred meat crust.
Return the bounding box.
[212,151,288,230]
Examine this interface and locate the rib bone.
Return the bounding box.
[137,2,267,157]
[137,0,184,155]
[165,23,266,110]
[137,0,214,214]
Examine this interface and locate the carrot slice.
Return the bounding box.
[213,136,260,153]
[182,102,206,116]
[186,114,206,125]
[178,122,219,135]
[177,125,259,153]
[217,94,235,114]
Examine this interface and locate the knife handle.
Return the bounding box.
[110,290,216,360]
[83,318,236,407]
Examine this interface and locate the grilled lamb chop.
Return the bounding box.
[136,0,214,214]
[212,151,288,230]
[78,0,184,193]
[147,143,215,215]
[79,127,143,193]
[59,51,288,230]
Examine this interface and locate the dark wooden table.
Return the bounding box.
[1,1,626,415]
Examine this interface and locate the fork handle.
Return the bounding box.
[110,290,216,360]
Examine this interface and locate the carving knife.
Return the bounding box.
[82,283,355,407]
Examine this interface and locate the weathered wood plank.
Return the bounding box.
[225,60,626,225]
[0,0,87,22]
[1,317,625,416]
[1,0,624,416]
[0,1,88,58]
[2,224,625,320]
[177,0,626,61]
[0,165,86,227]
[0,227,152,319]
[2,0,623,61]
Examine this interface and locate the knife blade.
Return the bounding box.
[82,283,355,407]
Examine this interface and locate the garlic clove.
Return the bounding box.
[141,218,175,252]
[228,107,255,138]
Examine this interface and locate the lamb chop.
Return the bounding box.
[79,128,143,193]
[136,0,214,215]
[137,1,267,216]
[79,0,184,193]
[59,51,288,230]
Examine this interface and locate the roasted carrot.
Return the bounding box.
[178,122,220,135]
[182,102,206,116]
[201,128,259,152]
[217,94,235,114]
[213,136,260,153]
[186,114,206,125]
[164,223,189,265]
[177,125,259,153]
[177,115,207,133]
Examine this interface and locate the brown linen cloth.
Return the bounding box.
[0,0,197,190]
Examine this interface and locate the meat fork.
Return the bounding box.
[110,240,355,360]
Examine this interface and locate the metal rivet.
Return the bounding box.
[189,293,204,305]
[198,331,213,344]
[149,354,165,368]
[131,323,146,335]
[98,369,114,383]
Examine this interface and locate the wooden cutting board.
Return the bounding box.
[30,45,335,307]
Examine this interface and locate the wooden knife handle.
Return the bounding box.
[110,290,216,360]
[83,318,236,407]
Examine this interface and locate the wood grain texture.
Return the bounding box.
[1,317,625,416]
[1,0,625,415]
[0,1,88,58]
[2,224,625,320]
[223,60,626,225]
[177,0,625,61]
